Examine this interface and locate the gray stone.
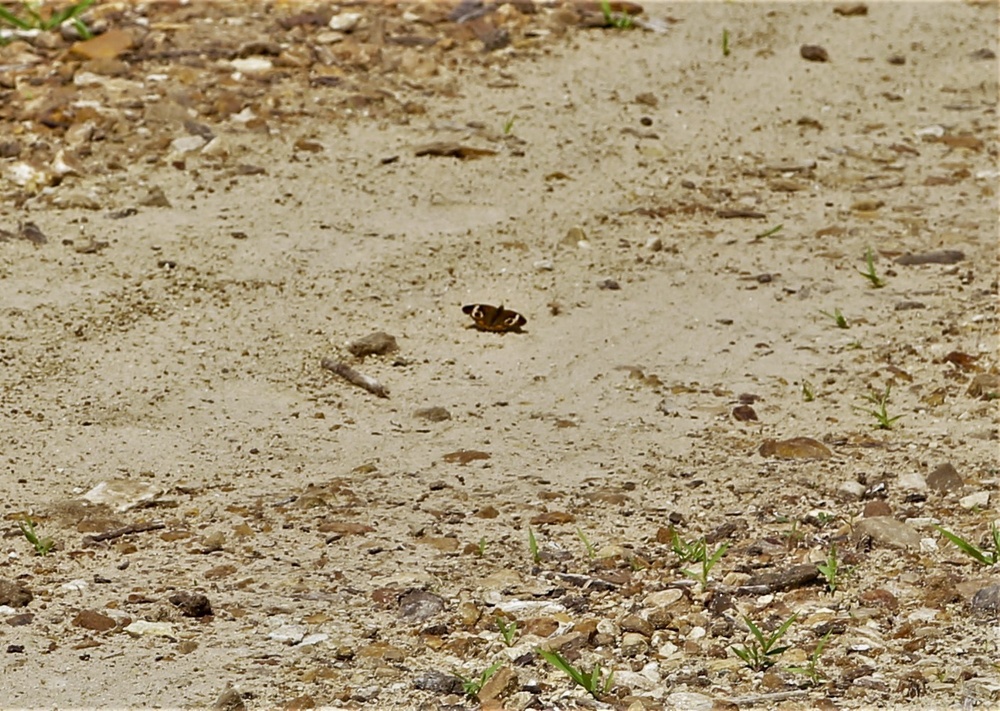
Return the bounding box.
[971,584,1000,614]
[853,516,921,550]
[398,589,445,621]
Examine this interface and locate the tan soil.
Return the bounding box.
[1,1,998,709]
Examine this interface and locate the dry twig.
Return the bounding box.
[321,358,389,398]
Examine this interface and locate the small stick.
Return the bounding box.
[84,521,165,544]
[321,358,389,398]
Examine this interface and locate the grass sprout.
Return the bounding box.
[599,0,633,29]
[857,384,903,429]
[820,307,849,329]
[731,613,797,671]
[935,523,1000,566]
[857,246,885,288]
[576,527,596,559]
[802,380,816,402]
[0,0,94,37]
[496,616,518,647]
[817,544,843,592]
[18,516,54,555]
[455,660,503,699]
[528,526,540,565]
[788,629,832,685]
[681,540,729,590]
[722,28,730,56]
[502,115,516,135]
[538,649,613,699]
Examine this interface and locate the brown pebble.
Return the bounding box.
[863,500,892,518]
[759,437,832,460]
[834,3,868,15]
[347,331,399,358]
[168,591,213,617]
[800,44,830,62]
[524,616,559,637]
[72,609,116,632]
[414,406,451,422]
[732,404,758,422]
[926,463,963,493]
[0,579,33,608]
[620,614,654,637]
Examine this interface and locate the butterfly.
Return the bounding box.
[462,303,527,333]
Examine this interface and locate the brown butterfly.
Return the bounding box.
[462,303,527,333]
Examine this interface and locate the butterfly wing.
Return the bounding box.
[462,304,526,332]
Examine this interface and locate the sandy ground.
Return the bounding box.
[1,1,998,709]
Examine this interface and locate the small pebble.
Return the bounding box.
[801,44,830,62]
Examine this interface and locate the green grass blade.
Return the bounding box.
[0,7,33,29]
[936,525,990,565]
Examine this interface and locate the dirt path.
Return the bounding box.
[1,1,998,708]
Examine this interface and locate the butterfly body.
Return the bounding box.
[462,303,527,333]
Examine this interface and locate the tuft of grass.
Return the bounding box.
[802,380,816,402]
[528,526,540,565]
[670,529,706,564]
[731,613,797,671]
[857,247,885,288]
[538,649,613,700]
[576,527,596,559]
[496,616,518,647]
[722,28,730,56]
[935,523,1000,566]
[502,115,516,135]
[816,544,843,592]
[857,384,903,429]
[454,660,503,699]
[820,307,849,329]
[477,536,488,557]
[599,0,633,29]
[18,516,54,555]
[788,629,832,685]
[681,540,729,590]
[0,0,94,38]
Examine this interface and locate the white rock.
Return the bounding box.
[666,691,714,710]
[82,480,162,512]
[838,480,867,500]
[230,57,273,73]
[614,670,656,691]
[268,624,307,644]
[898,472,927,490]
[657,640,679,657]
[646,236,663,251]
[643,589,683,607]
[329,12,362,31]
[62,579,89,592]
[959,491,990,510]
[493,600,566,617]
[914,125,945,138]
[170,135,206,154]
[920,537,939,552]
[125,620,174,638]
[299,633,329,647]
[314,30,345,44]
[533,259,554,271]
